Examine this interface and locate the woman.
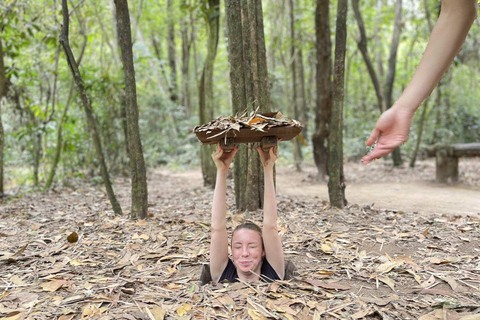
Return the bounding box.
[209,143,284,283]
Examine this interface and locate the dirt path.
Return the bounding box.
[1,162,479,319]
[277,178,480,216]
[276,159,480,216]
[172,158,480,216]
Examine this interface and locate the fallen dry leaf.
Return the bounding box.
[377,275,395,291]
[41,279,67,292]
[176,303,192,316]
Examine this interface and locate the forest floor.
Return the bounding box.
[1,159,479,320]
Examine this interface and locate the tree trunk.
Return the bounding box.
[298,43,308,138]
[180,2,192,116]
[352,0,386,113]
[312,0,332,180]
[225,0,270,212]
[409,97,429,168]
[60,0,123,215]
[0,38,5,196]
[328,0,348,209]
[374,0,384,81]
[167,0,178,103]
[46,31,88,190]
[199,0,220,188]
[45,82,74,190]
[384,0,403,166]
[289,0,302,172]
[114,0,149,219]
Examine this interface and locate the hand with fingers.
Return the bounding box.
[212,142,238,172]
[257,145,279,171]
[362,106,414,164]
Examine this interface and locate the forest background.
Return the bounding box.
[1,0,479,204]
[1,1,480,319]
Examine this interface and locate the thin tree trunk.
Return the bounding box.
[199,0,220,188]
[167,0,178,102]
[180,2,192,116]
[60,0,122,215]
[298,44,308,138]
[191,10,199,91]
[409,97,429,168]
[328,0,348,209]
[410,0,434,167]
[114,0,149,219]
[289,0,302,172]
[384,0,403,166]
[352,0,386,113]
[0,38,5,196]
[312,0,332,180]
[374,0,384,80]
[45,82,75,189]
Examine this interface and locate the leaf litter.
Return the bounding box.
[0,166,479,319]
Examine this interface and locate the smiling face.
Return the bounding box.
[231,228,265,277]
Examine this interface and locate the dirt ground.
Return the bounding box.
[0,158,479,319]
[276,158,480,216]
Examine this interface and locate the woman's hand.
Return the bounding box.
[362,105,415,164]
[211,142,238,172]
[257,145,278,171]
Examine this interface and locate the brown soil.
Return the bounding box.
[1,159,479,319]
[277,158,480,216]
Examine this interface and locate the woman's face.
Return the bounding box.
[231,229,265,275]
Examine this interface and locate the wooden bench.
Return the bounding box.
[426,143,480,183]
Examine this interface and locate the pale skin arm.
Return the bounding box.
[257,146,285,279]
[362,0,478,164]
[209,143,238,282]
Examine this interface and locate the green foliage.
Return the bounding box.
[1,0,479,191]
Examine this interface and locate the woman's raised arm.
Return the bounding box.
[209,143,238,282]
[257,146,285,279]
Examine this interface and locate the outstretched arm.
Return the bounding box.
[257,146,285,279]
[362,0,478,164]
[210,143,238,282]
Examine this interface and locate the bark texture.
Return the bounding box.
[167,0,178,102]
[225,0,270,211]
[60,0,122,215]
[328,0,348,209]
[352,0,386,113]
[289,0,303,172]
[114,0,149,219]
[312,0,332,179]
[199,0,220,188]
[384,0,403,166]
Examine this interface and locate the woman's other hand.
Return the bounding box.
[257,145,278,171]
[212,142,238,171]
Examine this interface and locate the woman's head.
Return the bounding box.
[231,222,265,276]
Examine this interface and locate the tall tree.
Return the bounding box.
[167,0,179,102]
[353,0,404,166]
[180,0,192,115]
[225,0,271,211]
[409,0,433,168]
[0,38,5,197]
[289,0,303,172]
[312,0,332,180]
[328,0,348,208]
[114,0,149,219]
[199,0,220,187]
[59,0,122,215]
[384,0,403,166]
[352,0,386,113]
